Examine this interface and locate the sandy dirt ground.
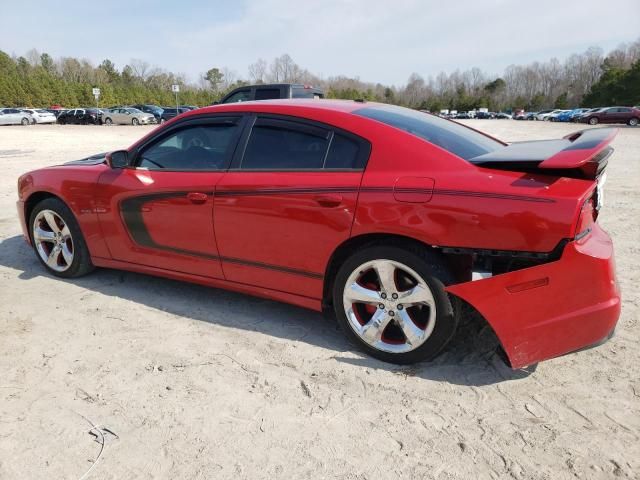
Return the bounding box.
[0,120,638,480]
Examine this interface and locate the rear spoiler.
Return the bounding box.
[470,128,617,179]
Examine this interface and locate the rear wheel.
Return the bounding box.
[629,117,639,126]
[333,245,458,364]
[29,198,94,278]
[589,117,599,125]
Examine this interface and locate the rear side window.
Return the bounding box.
[354,104,503,160]
[241,119,329,170]
[325,134,361,169]
[255,88,281,100]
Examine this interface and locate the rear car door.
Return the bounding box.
[95,115,244,278]
[214,114,370,298]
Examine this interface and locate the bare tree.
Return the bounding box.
[248,58,267,83]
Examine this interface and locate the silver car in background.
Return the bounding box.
[102,107,156,125]
[0,108,32,126]
[20,108,57,124]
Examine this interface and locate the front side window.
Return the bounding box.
[241,119,330,170]
[138,121,239,170]
[223,89,251,103]
[354,104,503,160]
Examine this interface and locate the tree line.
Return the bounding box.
[0,39,638,111]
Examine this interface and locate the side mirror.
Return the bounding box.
[106,150,129,169]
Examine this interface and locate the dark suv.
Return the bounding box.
[216,83,325,104]
[580,106,640,126]
[159,107,190,123]
[57,108,102,125]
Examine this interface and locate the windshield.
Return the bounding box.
[354,104,503,160]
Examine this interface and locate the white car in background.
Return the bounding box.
[20,108,57,124]
[0,108,32,126]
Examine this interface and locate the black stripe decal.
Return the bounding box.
[119,191,323,279]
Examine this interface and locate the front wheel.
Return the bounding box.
[333,245,458,364]
[21,117,30,126]
[132,118,139,126]
[29,198,94,278]
[589,117,599,125]
[104,118,113,125]
[629,117,639,126]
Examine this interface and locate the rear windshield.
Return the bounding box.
[354,105,503,160]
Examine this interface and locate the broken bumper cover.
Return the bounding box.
[446,224,620,369]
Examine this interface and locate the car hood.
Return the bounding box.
[62,151,108,166]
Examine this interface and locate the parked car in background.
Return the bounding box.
[217,83,325,104]
[579,106,640,126]
[547,110,570,122]
[16,100,620,369]
[103,107,156,126]
[574,108,603,122]
[556,108,590,122]
[475,111,495,119]
[159,107,190,123]
[130,104,164,123]
[57,108,102,125]
[525,112,538,120]
[0,108,32,126]
[495,112,512,119]
[512,109,526,120]
[454,112,470,119]
[20,108,57,124]
[179,105,199,111]
[535,109,556,121]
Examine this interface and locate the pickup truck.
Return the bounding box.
[216,83,325,104]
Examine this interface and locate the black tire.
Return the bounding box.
[104,118,113,125]
[332,244,459,364]
[29,197,94,278]
[132,118,139,126]
[589,117,599,125]
[21,117,30,126]
[628,117,639,126]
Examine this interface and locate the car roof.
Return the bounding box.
[186,99,369,117]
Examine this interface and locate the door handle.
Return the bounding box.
[314,194,343,207]
[186,192,208,204]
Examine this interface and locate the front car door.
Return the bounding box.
[95,115,244,278]
[214,114,371,299]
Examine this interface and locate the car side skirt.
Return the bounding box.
[91,256,323,312]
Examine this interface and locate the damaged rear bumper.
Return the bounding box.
[446,224,620,369]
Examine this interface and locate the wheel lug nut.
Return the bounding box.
[378,304,385,310]
[381,293,387,299]
[397,304,403,310]
[392,293,398,299]
[389,311,395,317]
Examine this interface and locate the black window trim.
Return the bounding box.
[129,114,246,172]
[229,113,371,172]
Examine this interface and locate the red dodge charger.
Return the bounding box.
[16,100,620,368]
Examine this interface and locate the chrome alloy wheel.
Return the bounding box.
[342,259,437,354]
[32,209,74,272]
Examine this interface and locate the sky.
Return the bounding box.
[2,0,639,86]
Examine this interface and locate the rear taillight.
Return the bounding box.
[575,195,596,240]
